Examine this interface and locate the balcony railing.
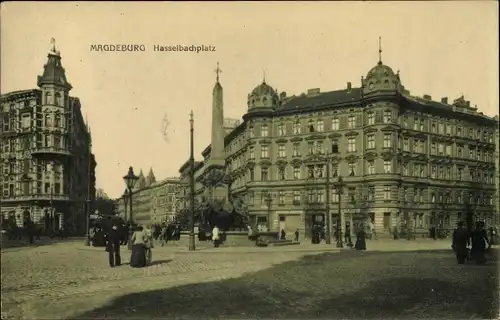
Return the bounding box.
[2,193,72,201]
[31,147,72,156]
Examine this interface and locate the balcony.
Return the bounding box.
[2,193,72,202]
[31,147,72,157]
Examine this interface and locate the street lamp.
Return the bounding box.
[333,176,345,248]
[188,110,196,251]
[123,166,138,250]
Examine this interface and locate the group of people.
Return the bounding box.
[106,224,154,268]
[452,221,496,265]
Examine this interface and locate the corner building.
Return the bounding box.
[0,43,96,234]
[185,55,498,239]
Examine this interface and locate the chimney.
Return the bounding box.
[441,97,448,104]
[347,82,352,91]
[307,88,320,96]
[423,94,432,100]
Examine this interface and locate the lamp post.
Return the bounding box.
[334,176,345,248]
[188,110,196,251]
[123,189,129,222]
[325,158,332,244]
[123,166,138,250]
[264,191,272,232]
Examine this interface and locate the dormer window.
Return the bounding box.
[45,92,53,105]
[369,83,374,89]
[308,120,315,133]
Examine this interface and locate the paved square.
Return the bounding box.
[1,240,497,319]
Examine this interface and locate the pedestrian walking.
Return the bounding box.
[345,222,352,247]
[470,222,490,264]
[212,225,220,248]
[130,225,147,268]
[453,221,469,264]
[355,225,367,250]
[294,229,299,242]
[107,225,121,268]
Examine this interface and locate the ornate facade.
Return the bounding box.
[0,40,96,234]
[180,50,498,239]
[115,168,181,226]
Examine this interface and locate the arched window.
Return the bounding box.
[55,92,63,106]
[45,92,53,105]
[45,113,52,127]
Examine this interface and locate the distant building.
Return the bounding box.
[0,40,96,234]
[178,45,498,239]
[115,168,181,226]
[495,116,500,224]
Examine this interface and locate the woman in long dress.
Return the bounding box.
[130,225,147,268]
[355,225,367,250]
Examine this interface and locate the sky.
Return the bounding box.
[1,1,498,199]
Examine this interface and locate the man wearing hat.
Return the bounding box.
[107,225,121,267]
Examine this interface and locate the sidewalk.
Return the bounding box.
[0,236,85,250]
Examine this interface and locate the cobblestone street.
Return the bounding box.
[1,239,497,319]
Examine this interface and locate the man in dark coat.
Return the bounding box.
[107,225,121,267]
[454,221,470,264]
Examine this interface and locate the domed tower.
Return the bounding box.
[247,74,279,112]
[362,37,403,95]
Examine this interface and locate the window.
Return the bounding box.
[277,123,285,136]
[438,122,444,134]
[368,186,375,201]
[431,122,436,133]
[331,118,339,130]
[315,141,324,154]
[261,124,268,137]
[278,167,286,180]
[260,145,269,158]
[261,168,268,181]
[347,137,356,152]
[44,135,51,147]
[308,142,314,155]
[403,116,408,128]
[308,120,315,133]
[404,188,408,201]
[431,142,436,155]
[317,189,324,203]
[53,136,61,149]
[431,193,436,203]
[445,144,452,156]
[293,121,301,134]
[278,191,285,205]
[457,167,463,180]
[367,135,375,149]
[292,144,300,157]
[45,113,52,127]
[293,167,301,180]
[249,168,254,181]
[383,134,391,148]
[438,143,444,155]
[383,160,392,173]
[278,144,286,158]
[316,120,324,132]
[331,164,338,177]
[383,110,392,123]
[332,189,339,202]
[315,165,324,178]
[367,160,375,175]
[307,190,315,203]
[348,115,356,128]
[403,138,409,152]
[22,115,30,129]
[293,191,301,204]
[457,126,462,136]
[249,126,255,138]
[367,112,375,125]
[457,145,463,158]
[331,142,339,154]
[383,186,391,200]
[420,119,424,131]
[348,162,356,176]
[54,114,61,127]
[413,118,419,130]
[249,146,255,159]
[446,124,451,135]
[307,165,314,178]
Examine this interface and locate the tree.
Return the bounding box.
[94,189,116,215]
